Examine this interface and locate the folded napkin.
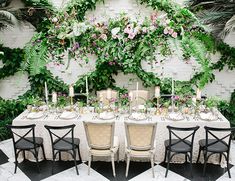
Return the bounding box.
[199,112,217,121]
[27,112,44,119]
[130,112,146,120]
[99,112,115,120]
[168,112,184,121]
[60,111,77,119]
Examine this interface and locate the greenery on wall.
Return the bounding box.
[0,0,235,140]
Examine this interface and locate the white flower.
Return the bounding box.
[111,27,120,36]
[72,22,90,36]
[52,17,58,23]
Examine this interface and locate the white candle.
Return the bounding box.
[69,85,74,97]
[129,92,133,102]
[86,76,89,95]
[136,82,139,100]
[155,86,160,98]
[196,88,201,100]
[52,92,57,103]
[44,82,48,102]
[192,97,197,106]
[172,78,174,96]
[107,88,112,100]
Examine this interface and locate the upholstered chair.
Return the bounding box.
[124,122,157,178]
[83,121,119,177]
[97,89,118,106]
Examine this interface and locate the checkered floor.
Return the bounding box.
[0,139,234,181]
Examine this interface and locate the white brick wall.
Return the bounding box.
[0,0,234,100]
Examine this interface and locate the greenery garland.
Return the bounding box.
[0,45,24,79]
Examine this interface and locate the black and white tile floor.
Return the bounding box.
[0,139,235,181]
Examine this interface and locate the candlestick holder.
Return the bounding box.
[155,97,161,115]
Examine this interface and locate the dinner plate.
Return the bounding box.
[128,112,147,121]
[59,111,78,120]
[165,112,185,121]
[27,112,45,119]
[198,112,218,121]
[99,112,115,120]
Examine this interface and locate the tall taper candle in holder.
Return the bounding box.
[107,88,112,110]
[52,92,57,104]
[69,84,74,105]
[171,78,175,112]
[129,92,133,114]
[196,88,201,100]
[136,82,139,107]
[44,82,49,105]
[86,76,89,106]
[155,86,161,115]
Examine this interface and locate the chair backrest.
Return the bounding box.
[7,124,37,148]
[83,121,115,150]
[129,90,149,106]
[125,122,157,151]
[97,89,118,105]
[204,126,235,152]
[44,124,76,148]
[167,126,199,151]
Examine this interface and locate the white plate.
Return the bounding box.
[165,112,185,121]
[198,112,218,121]
[128,112,147,121]
[99,112,115,120]
[27,112,45,119]
[59,111,78,120]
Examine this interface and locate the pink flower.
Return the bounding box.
[128,32,136,39]
[168,28,174,35]
[124,24,133,34]
[100,34,107,41]
[150,12,158,24]
[91,34,97,39]
[163,27,169,34]
[172,32,178,38]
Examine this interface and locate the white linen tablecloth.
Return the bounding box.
[12,110,230,165]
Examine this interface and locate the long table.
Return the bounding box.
[12,110,230,165]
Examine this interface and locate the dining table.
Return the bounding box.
[12,108,230,166]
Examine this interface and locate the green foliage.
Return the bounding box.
[0,45,24,79]
[24,33,48,76]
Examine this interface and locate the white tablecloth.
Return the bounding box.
[12,110,230,165]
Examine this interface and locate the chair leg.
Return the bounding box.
[165,151,171,177]
[203,152,208,177]
[111,154,116,177]
[125,155,130,177]
[14,151,19,174]
[23,150,26,160]
[41,145,46,160]
[33,149,40,173]
[150,154,155,178]
[77,146,82,163]
[59,151,62,161]
[73,150,79,175]
[219,153,222,164]
[189,152,193,178]
[196,147,201,163]
[52,150,56,174]
[226,154,231,178]
[163,149,167,163]
[88,153,92,175]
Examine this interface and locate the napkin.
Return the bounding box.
[130,112,146,120]
[99,112,115,120]
[60,111,77,119]
[168,112,184,121]
[27,112,44,119]
[199,112,217,121]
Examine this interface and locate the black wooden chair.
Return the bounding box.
[44,124,81,175]
[7,124,46,173]
[196,126,235,178]
[164,125,199,177]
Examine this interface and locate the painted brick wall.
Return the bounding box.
[0,0,234,100]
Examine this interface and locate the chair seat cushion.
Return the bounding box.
[165,139,191,152]
[127,149,154,157]
[15,137,43,149]
[199,139,228,152]
[54,138,80,150]
[90,136,119,156]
